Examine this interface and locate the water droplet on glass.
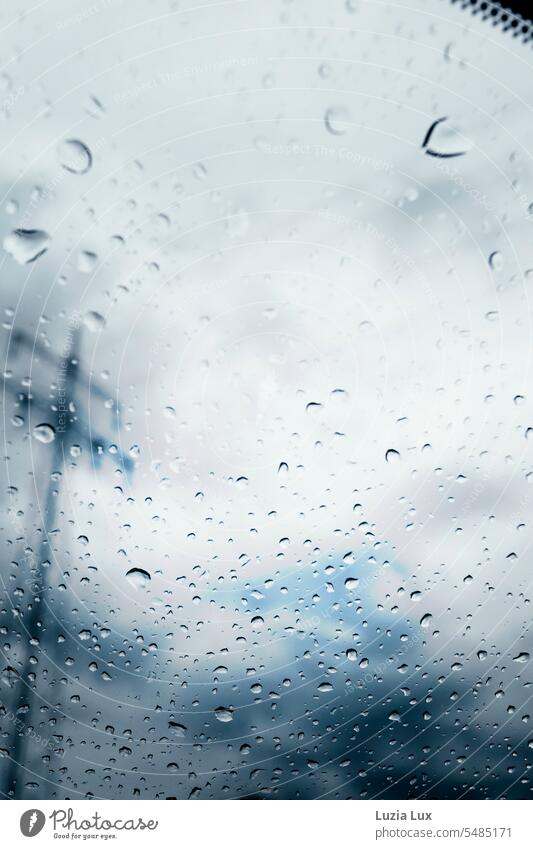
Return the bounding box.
[125,567,151,589]
[513,652,529,663]
[33,423,56,444]
[385,448,401,463]
[84,95,105,119]
[422,117,471,158]
[324,107,350,135]
[193,162,208,181]
[489,251,504,271]
[168,721,187,737]
[214,706,234,723]
[3,229,50,264]
[1,666,19,687]
[77,250,98,273]
[83,310,106,333]
[58,139,93,174]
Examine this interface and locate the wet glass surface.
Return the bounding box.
[1,0,533,800]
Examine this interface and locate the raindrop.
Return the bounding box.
[193,162,207,181]
[324,107,349,135]
[214,706,234,723]
[168,721,187,737]
[3,229,50,264]
[385,448,401,463]
[422,117,471,158]
[125,567,151,589]
[58,139,93,174]
[1,666,18,687]
[33,423,56,444]
[84,95,105,119]
[83,310,106,333]
[77,250,98,273]
[488,251,504,271]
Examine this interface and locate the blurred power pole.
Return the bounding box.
[1,324,133,798]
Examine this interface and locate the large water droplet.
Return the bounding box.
[125,567,151,589]
[33,423,56,444]
[58,139,93,174]
[1,666,19,687]
[3,229,50,264]
[168,721,187,737]
[83,310,106,333]
[385,448,401,463]
[422,117,471,158]
[513,652,530,663]
[214,706,234,722]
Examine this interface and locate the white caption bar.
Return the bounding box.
[1,800,529,848]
